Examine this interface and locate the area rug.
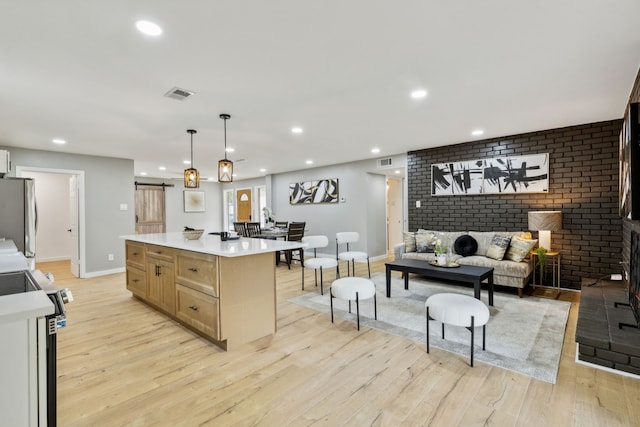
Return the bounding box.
[288,273,570,384]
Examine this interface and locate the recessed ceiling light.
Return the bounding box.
[232,173,237,178]
[306,160,313,165]
[410,89,427,99]
[52,138,66,145]
[158,166,166,171]
[472,129,484,136]
[371,148,380,154]
[259,168,266,173]
[291,127,303,134]
[183,160,191,165]
[139,172,147,176]
[225,147,235,153]
[395,170,401,174]
[135,20,162,36]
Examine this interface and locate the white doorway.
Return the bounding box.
[386,178,403,254]
[16,166,85,277]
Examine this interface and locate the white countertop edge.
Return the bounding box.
[121,232,306,257]
[0,291,54,324]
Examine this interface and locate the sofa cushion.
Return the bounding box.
[415,231,436,253]
[454,235,478,256]
[506,236,537,262]
[486,235,511,260]
[457,256,532,278]
[403,231,416,253]
[467,232,494,256]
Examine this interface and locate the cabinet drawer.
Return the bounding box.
[175,284,220,340]
[126,267,146,297]
[126,241,146,270]
[176,252,218,297]
[146,244,174,261]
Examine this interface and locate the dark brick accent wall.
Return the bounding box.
[408,120,622,290]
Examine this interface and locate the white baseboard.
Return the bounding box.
[83,267,125,278]
[36,256,70,263]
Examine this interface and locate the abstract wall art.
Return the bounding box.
[289,178,339,204]
[184,190,205,212]
[432,153,549,196]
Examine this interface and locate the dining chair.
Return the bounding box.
[301,235,338,295]
[275,221,288,229]
[233,222,247,237]
[283,221,305,269]
[336,231,370,278]
[245,222,262,237]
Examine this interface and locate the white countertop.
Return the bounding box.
[122,232,305,257]
[0,291,54,324]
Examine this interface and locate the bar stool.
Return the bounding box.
[425,293,490,367]
[330,277,377,330]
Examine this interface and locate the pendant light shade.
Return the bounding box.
[218,113,233,183]
[184,129,200,188]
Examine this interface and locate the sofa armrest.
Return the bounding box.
[393,242,406,260]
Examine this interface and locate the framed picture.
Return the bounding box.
[184,190,205,212]
[431,153,549,196]
[289,178,339,204]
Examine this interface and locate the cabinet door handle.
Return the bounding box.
[188,267,198,273]
[132,252,138,256]
[189,305,198,311]
[132,279,139,283]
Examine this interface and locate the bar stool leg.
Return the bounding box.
[356,291,360,330]
[470,315,475,367]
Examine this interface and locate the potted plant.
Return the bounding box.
[536,246,548,285]
[434,239,447,266]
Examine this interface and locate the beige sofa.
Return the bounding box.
[393,230,535,297]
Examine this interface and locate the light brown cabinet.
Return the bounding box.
[126,241,146,298]
[125,239,276,350]
[146,254,175,315]
[175,283,220,339]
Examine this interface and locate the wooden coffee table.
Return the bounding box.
[385,258,494,306]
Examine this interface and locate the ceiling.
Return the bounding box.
[1,1,640,182]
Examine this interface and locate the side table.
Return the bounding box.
[531,250,560,299]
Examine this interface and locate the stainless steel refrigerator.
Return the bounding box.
[0,177,36,268]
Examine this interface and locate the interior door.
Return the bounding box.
[386,178,403,254]
[69,175,80,277]
[236,189,252,222]
[135,185,166,234]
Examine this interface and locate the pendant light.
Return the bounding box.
[184,129,200,188]
[218,113,233,183]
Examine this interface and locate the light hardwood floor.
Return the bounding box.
[39,259,640,427]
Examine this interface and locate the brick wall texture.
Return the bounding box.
[408,120,622,290]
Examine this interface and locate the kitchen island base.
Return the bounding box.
[125,235,289,351]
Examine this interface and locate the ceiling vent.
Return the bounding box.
[377,157,393,168]
[164,87,195,101]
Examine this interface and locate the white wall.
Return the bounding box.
[21,171,72,262]
[2,145,135,276]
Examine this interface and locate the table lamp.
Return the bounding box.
[528,211,562,251]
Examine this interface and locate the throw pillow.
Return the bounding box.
[486,235,511,260]
[454,235,478,257]
[415,232,436,253]
[403,231,416,253]
[506,236,537,262]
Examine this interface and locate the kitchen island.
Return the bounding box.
[123,233,304,351]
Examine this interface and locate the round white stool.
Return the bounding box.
[303,257,338,295]
[425,293,490,367]
[330,277,377,330]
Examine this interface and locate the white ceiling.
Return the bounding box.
[1,1,640,181]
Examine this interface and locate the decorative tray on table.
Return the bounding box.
[428,261,460,268]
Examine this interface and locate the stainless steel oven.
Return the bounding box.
[0,270,72,427]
